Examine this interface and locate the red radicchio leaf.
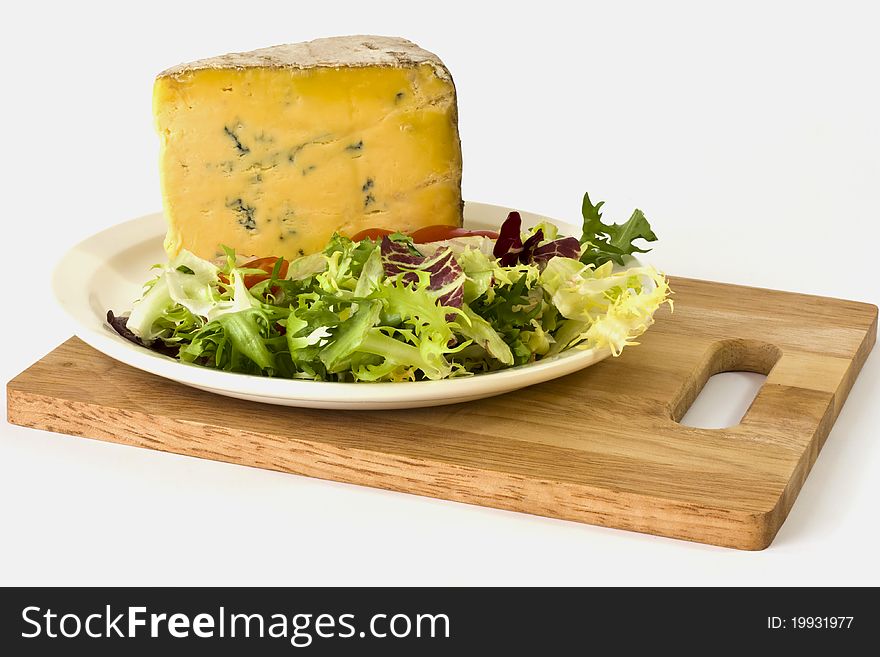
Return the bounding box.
[381,237,465,308]
[520,228,544,261]
[380,238,424,273]
[493,211,524,265]
[531,236,582,264]
[492,211,581,266]
[106,310,179,358]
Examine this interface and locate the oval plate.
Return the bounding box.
[52,202,612,409]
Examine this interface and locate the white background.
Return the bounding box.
[2,0,878,585]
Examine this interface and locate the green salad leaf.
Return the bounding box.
[580,192,658,267]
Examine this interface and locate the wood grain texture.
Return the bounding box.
[6,277,877,549]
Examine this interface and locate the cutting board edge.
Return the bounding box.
[7,382,782,551]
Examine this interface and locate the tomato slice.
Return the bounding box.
[408,225,500,243]
[240,256,289,288]
[351,225,500,244]
[350,227,395,242]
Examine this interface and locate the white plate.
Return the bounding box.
[52,202,612,409]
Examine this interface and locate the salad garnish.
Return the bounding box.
[108,192,672,381]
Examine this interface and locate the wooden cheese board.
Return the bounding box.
[7,277,877,549]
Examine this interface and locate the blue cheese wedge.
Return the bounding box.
[154,35,464,259]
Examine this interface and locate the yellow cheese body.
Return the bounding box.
[154,56,463,260]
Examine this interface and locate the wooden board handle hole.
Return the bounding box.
[671,339,782,427]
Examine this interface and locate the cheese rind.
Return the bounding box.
[154,36,463,260]
[158,35,454,79]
